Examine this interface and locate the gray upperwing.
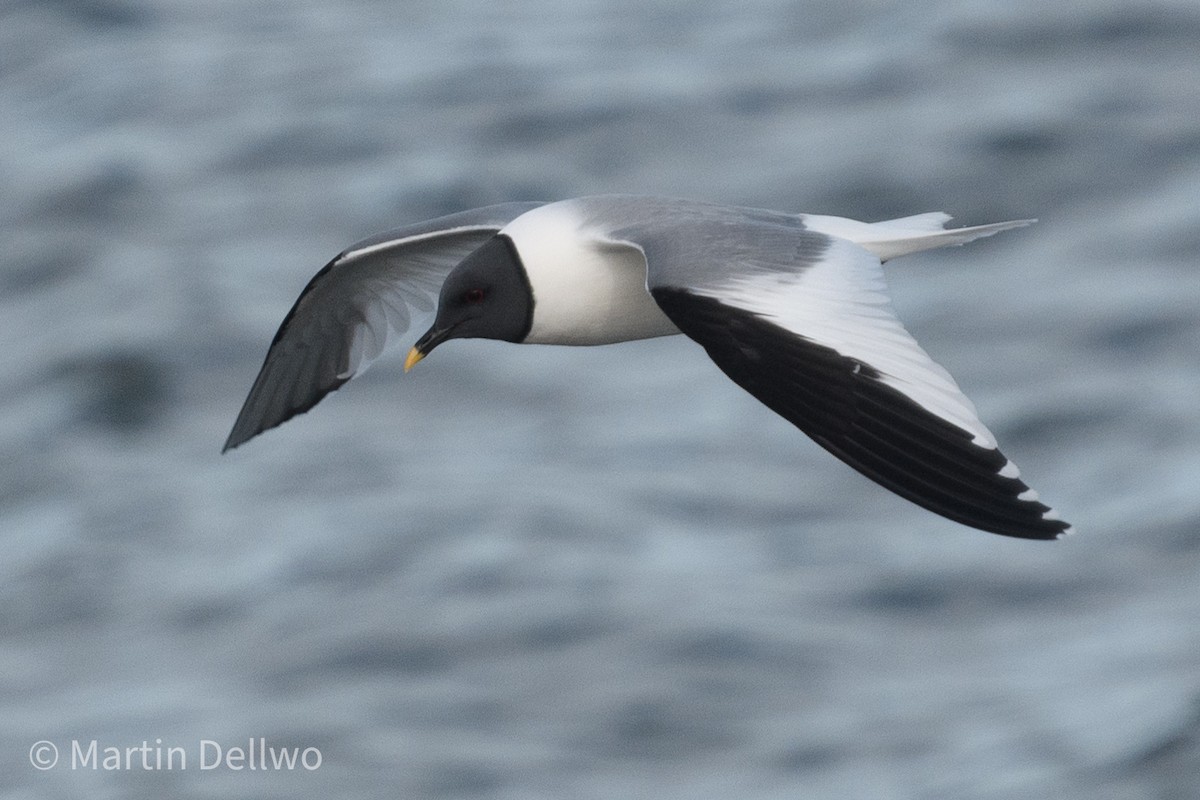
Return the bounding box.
[577,194,826,291]
[598,201,1069,539]
[223,202,544,451]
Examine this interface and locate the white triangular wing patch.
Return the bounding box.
[694,236,1000,449]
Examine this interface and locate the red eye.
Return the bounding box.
[464,288,485,304]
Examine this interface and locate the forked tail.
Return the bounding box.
[800,212,1035,262]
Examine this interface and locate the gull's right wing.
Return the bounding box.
[595,200,1068,539]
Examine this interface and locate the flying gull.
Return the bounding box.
[224,195,1071,539]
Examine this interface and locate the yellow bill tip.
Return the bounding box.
[403,347,425,373]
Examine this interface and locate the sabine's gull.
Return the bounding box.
[225,195,1070,540]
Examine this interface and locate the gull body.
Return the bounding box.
[226,195,1070,540]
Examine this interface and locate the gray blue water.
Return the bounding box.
[3,0,1200,797]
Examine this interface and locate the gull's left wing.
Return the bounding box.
[224,202,542,452]
[603,207,1069,539]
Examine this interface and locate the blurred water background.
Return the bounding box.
[3,0,1200,797]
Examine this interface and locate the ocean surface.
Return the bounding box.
[3,0,1199,797]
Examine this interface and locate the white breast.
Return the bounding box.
[502,201,680,345]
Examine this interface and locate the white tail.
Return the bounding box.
[800,212,1036,262]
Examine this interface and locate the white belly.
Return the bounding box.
[504,202,681,345]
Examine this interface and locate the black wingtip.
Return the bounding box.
[220,431,244,454]
[221,411,259,454]
[651,287,1070,541]
[221,370,349,454]
[222,257,354,455]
